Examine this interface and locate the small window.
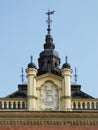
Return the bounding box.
[48,60,51,64]
[55,62,57,67]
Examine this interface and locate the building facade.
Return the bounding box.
[0,11,98,129]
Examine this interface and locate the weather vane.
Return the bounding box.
[46,10,55,34]
[74,67,78,84]
[20,68,24,84]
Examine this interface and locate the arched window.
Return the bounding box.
[55,62,57,67]
[48,60,51,64]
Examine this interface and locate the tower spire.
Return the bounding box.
[30,55,33,63]
[38,10,61,76]
[74,67,78,84]
[20,68,24,84]
[46,10,55,35]
[65,56,68,63]
[44,10,55,50]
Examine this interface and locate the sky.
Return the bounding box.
[0,0,98,97]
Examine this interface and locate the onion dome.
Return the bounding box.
[44,34,55,50]
[62,56,71,69]
[28,56,37,69]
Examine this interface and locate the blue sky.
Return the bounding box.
[0,0,98,97]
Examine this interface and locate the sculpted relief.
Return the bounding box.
[40,82,58,110]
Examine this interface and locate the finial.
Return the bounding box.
[65,56,68,63]
[62,56,71,69]
[74,67,78,84]
[28,55,37,69]
[46,10,55,34]
[20,68,24,84]
[30,55,33,63]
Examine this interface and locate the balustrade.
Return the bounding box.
[0,100,26,110]
[72,100,98,110]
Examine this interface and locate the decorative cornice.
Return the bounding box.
[0,111,98,126]
[61,96,72,100]
[36,73,62,81]
[27,95,38,99]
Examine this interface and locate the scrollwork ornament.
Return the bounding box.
[40,82,58,110]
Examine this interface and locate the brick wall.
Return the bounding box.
[0,126,98,130]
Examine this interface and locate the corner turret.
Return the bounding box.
[26,56,37,111]
[61,57,72,111]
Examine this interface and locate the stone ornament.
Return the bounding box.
[40,82,58,110]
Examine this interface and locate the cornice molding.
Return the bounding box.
[36,73,62,81]
[0,111,98,126]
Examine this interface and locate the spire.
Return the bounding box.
[65,56,68,63]
[44,10,55,50]
[20,68,24,84]
[38,10,61,76]
[74,67,78,84]
[30,55,33,63]
[46,10,55,35]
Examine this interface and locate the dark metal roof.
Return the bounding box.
[5,84,94,99]
[71,84,94,99]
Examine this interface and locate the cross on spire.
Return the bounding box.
[74,67,78,84]
[30,55,33,63]
[46,10,55,34]
[65,56,68,63]
[20,68,24,84]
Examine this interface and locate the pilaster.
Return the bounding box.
[61,68,72,111]
[26,68,37,111]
